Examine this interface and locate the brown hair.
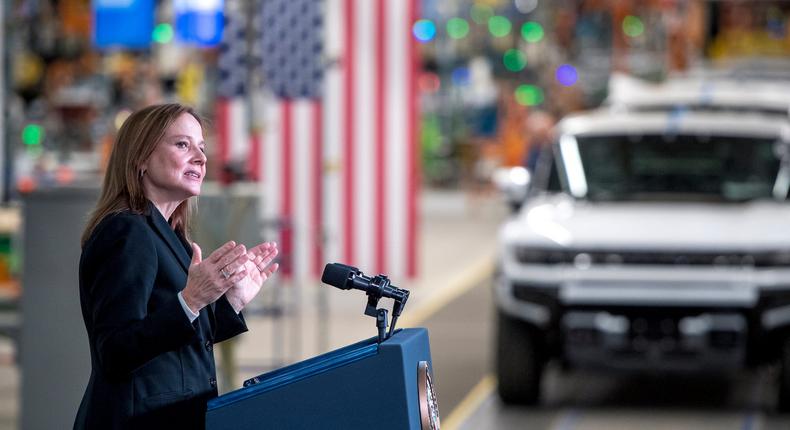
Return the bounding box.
[81,103,204,246]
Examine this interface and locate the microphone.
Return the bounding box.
[321,263,409,304]
[322,263,410,341]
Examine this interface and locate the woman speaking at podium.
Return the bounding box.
[74,103,279,428]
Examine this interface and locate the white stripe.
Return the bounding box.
[293,100,313,279]
[250,89,266,218]
[229,98,248,161]
[255,123,266,220]
[323,0,344,265]
[386,0,408,281]
[262,93,282,244]
[353,0,376,272]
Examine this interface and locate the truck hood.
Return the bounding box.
[502,194,790,251]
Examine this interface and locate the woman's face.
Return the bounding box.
[142,113,206,204]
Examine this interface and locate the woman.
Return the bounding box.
[74,103,278,428]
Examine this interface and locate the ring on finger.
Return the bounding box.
[220,268,232,279]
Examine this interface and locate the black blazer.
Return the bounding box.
[74,203,247,429]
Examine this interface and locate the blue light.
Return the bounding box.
[413,19,436,43]
[93,0,155,50]
[555,64,578,86]
[451,67,470,86]
[174,0,224,47]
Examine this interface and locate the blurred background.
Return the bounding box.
[2,0,790,429]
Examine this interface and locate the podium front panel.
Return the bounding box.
[206,328,434,430]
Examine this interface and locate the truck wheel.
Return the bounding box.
[496,310,544,405]
[778,338,790,412]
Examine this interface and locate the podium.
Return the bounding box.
[206,328,439,430]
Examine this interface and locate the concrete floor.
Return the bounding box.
[458,367,790,430]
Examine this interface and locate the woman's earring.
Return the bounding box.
[140,170,145,178]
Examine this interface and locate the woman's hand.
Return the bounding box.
[225,242,279,313]
[181,241,250,313]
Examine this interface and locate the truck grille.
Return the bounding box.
[514,247,790,267]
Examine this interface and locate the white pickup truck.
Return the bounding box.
[495,108,790,408]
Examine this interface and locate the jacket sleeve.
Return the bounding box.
[83,215,197,380]
[213,294,248,343]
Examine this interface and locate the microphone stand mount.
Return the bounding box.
[362,275,409,343]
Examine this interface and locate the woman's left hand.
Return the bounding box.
[225,242,279,313]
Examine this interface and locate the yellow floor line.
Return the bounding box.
[398,254,495,327]
[442,374,496,430]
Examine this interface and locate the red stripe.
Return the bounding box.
[407,0,419,277]
[215,100,230,182]
[248,132,261,181]
[282,101,293,278]
[343,0,355,266]
[312,102,324,277]
[374,0,387,274]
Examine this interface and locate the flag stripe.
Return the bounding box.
[229,100,248,160]
[215,100,230,179]
[354,0,376,272]
[407,0,419,277]
[261,93,282,241]
[281,101,293,276]
[248,132,261,181]
[386,0,408,279]
[342,0,355,266]
[293,101,313,279]
[374,0,387,275]
[323,0,343,268]
[312,103,324,277]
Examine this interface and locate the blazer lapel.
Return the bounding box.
[146,202,191,273]
[147,202,218,331]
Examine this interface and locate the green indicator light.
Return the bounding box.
[471,4,493,25]
[22,124,43,146]
[488,16,511,38]
[515,85,544,106]
[503,49,527,72]
[521,21,544,43]
[152,23,174,44]
[446,18,469,39]
[622,15,644,38]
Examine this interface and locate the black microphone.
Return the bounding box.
[321,263,359,290]
[322,263,411,341]
[321,263,409,304]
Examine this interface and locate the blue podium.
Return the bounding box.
[206,328,439,430]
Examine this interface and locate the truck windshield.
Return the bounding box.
[560,134,785,202]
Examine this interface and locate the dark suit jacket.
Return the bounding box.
[74,202,247,429]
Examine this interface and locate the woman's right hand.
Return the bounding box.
[181,241,249,313]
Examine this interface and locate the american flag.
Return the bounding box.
[259,0,420,281]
